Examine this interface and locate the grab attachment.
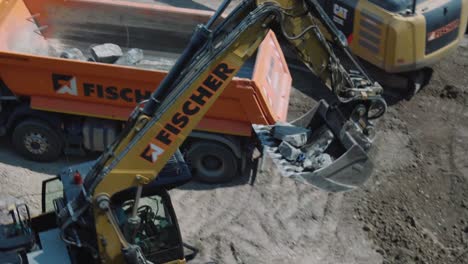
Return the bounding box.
[253,100,376,192]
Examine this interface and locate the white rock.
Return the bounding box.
[278,141,303,161]
[304,128,334,158]
[273,125,311,148]
[115,48,144,65]
[303,153,333,170]
[60,48,86,61]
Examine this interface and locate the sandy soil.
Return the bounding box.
[1,1,467,263]
[352,37,468,264]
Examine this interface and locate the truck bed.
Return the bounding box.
[12,0,256,77]
[48,38,181,72]
[0,0,291,136]
[46,38,256,78]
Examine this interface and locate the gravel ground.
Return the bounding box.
[1,1,468,263]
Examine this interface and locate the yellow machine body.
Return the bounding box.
[319,0,468,73]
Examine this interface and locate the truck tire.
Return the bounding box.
[186,141,238,183]
[12,119,63,162]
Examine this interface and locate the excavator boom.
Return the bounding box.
[5,1,387,263]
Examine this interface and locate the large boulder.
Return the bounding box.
[90,43,123,63]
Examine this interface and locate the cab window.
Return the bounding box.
[113,194,181,262]
[41,177,63,213]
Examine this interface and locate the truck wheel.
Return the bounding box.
[12,119,63,162]
[187,141,238,183]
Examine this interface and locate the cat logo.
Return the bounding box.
[333,4,349,26]
[333,4,348,20]
[52,74,78,96]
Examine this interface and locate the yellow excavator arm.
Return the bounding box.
[56,0,386,263]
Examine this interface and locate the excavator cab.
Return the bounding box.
[48,150,194,263]
[111,188,186,264]
[108,150,195,263]
[1,150,194,264]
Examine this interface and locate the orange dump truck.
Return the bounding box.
[0,0,292,182]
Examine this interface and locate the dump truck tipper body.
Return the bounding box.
[0,0,292,182]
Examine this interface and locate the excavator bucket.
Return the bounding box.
[254,100,374,192]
